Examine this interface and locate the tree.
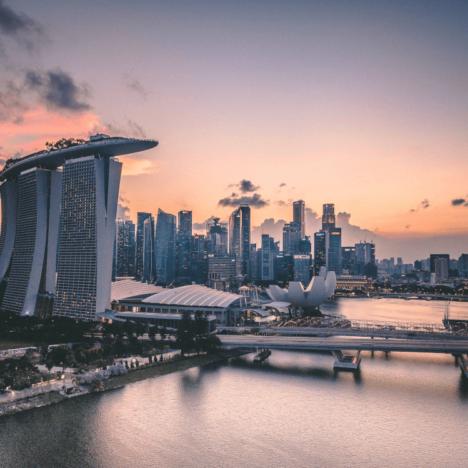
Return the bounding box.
[175,311,195,357]
[193,311,208,355]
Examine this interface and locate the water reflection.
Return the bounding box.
[1,299,468,468]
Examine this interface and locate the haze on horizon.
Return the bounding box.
[0,0,467,262]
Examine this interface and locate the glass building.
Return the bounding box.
[135,212,152,279]
[115,219,136,277]
[294,255,312,285]
[177,210,192,282]
[293,200,306,239]
[155,209,176,284]
[327,227,342,275]
[322,204,335,232]
[206,218,228,255]
[275,254,294,285]
[229,205,250,277]
[283,221,302,255]
[143,215,155,282]
[313,231,326,276]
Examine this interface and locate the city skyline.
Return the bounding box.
[0,0,467,262]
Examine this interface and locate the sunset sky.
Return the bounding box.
[1,0,467,261]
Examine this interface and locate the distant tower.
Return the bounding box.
[177,210,192,282]
[283,222,301,255]
[293,200,306,239]
[206,217,228,255]
[135,212,152,279]
[155,209,177,284]
[314,231,326,276]
[326,227,342,275]
[322,204,335,233]
[229,205,251,277]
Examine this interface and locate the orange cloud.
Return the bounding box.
[119,156,162,176]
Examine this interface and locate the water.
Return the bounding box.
[1,298,468,468]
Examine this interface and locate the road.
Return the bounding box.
[219,334,468,354]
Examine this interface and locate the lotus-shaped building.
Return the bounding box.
[266,272,336,309]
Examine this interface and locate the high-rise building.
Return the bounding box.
[342,247,356,273]
[206,218,228,255]
[249,244,259,280]
[1,169,61,316]
[283,222,302,255]
[275,254,294,285]
[327,227,342,274]
[294,255,312,284]
[229,205,251,277]
[207,254,236,289]
[260,234,277,281]
[434,257,448,281]
[115,219,136,277]
[322,204,335,233]
[293,200,306,239]
[314,231,326,276]
[298,236,312,255]
[135,212,152,279]
[177,210,192,282]
[190,234,207,284]
[430,254,450,274]
[397,257,403,266]
[0,136,157,320]
[142,215,155,282]
[355,242,375,265]
[154,209,177,284]
[458,254,468,278]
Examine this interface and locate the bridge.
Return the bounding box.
[218,331,468,376]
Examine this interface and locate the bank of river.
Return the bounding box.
[0,349,253,417]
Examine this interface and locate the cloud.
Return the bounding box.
[451,198,468,207]
[24,68,91,112]
[251,218,286,247]
[0,79,27,123]
[218,193,269,209]
[337,212,351,223]
[279,183,286,187]
[0,0,47,53]
[116,203,130,220]
[405,225,411,229]
[126,78,147,99]
[104,119,147,138]
[118,156,161,177]
[410,198,430,212]
[228,179,260,193]
[274,198,293,206]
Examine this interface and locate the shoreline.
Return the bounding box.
[0,348,254,418]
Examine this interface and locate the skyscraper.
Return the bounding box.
[342,246,356,273]
[229,205,251,277]
[206,218,228,255]
[283,222,302,255]
[326,227,342,274]
[322,204,335,233]
[293,200,306,239]
[115,219,136,277]
[294,255,312,284]
[355,242,375,266]
[430,254,450,274]
[249,244,259,280]
[135,212,152,279]
[143,215,155,282]
[314,231,326,276]
[190,234,207,284]
[261,234,277,281]
[154,209,177,284]
[177,210,192,282]
[0,135,157,320]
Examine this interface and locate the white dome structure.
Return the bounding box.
[266,272,336,308]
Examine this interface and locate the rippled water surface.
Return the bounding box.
[1,298,468,468]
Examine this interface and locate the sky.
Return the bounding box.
[0,0,467,261]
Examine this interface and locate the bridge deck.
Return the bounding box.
[219,335,468,354]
